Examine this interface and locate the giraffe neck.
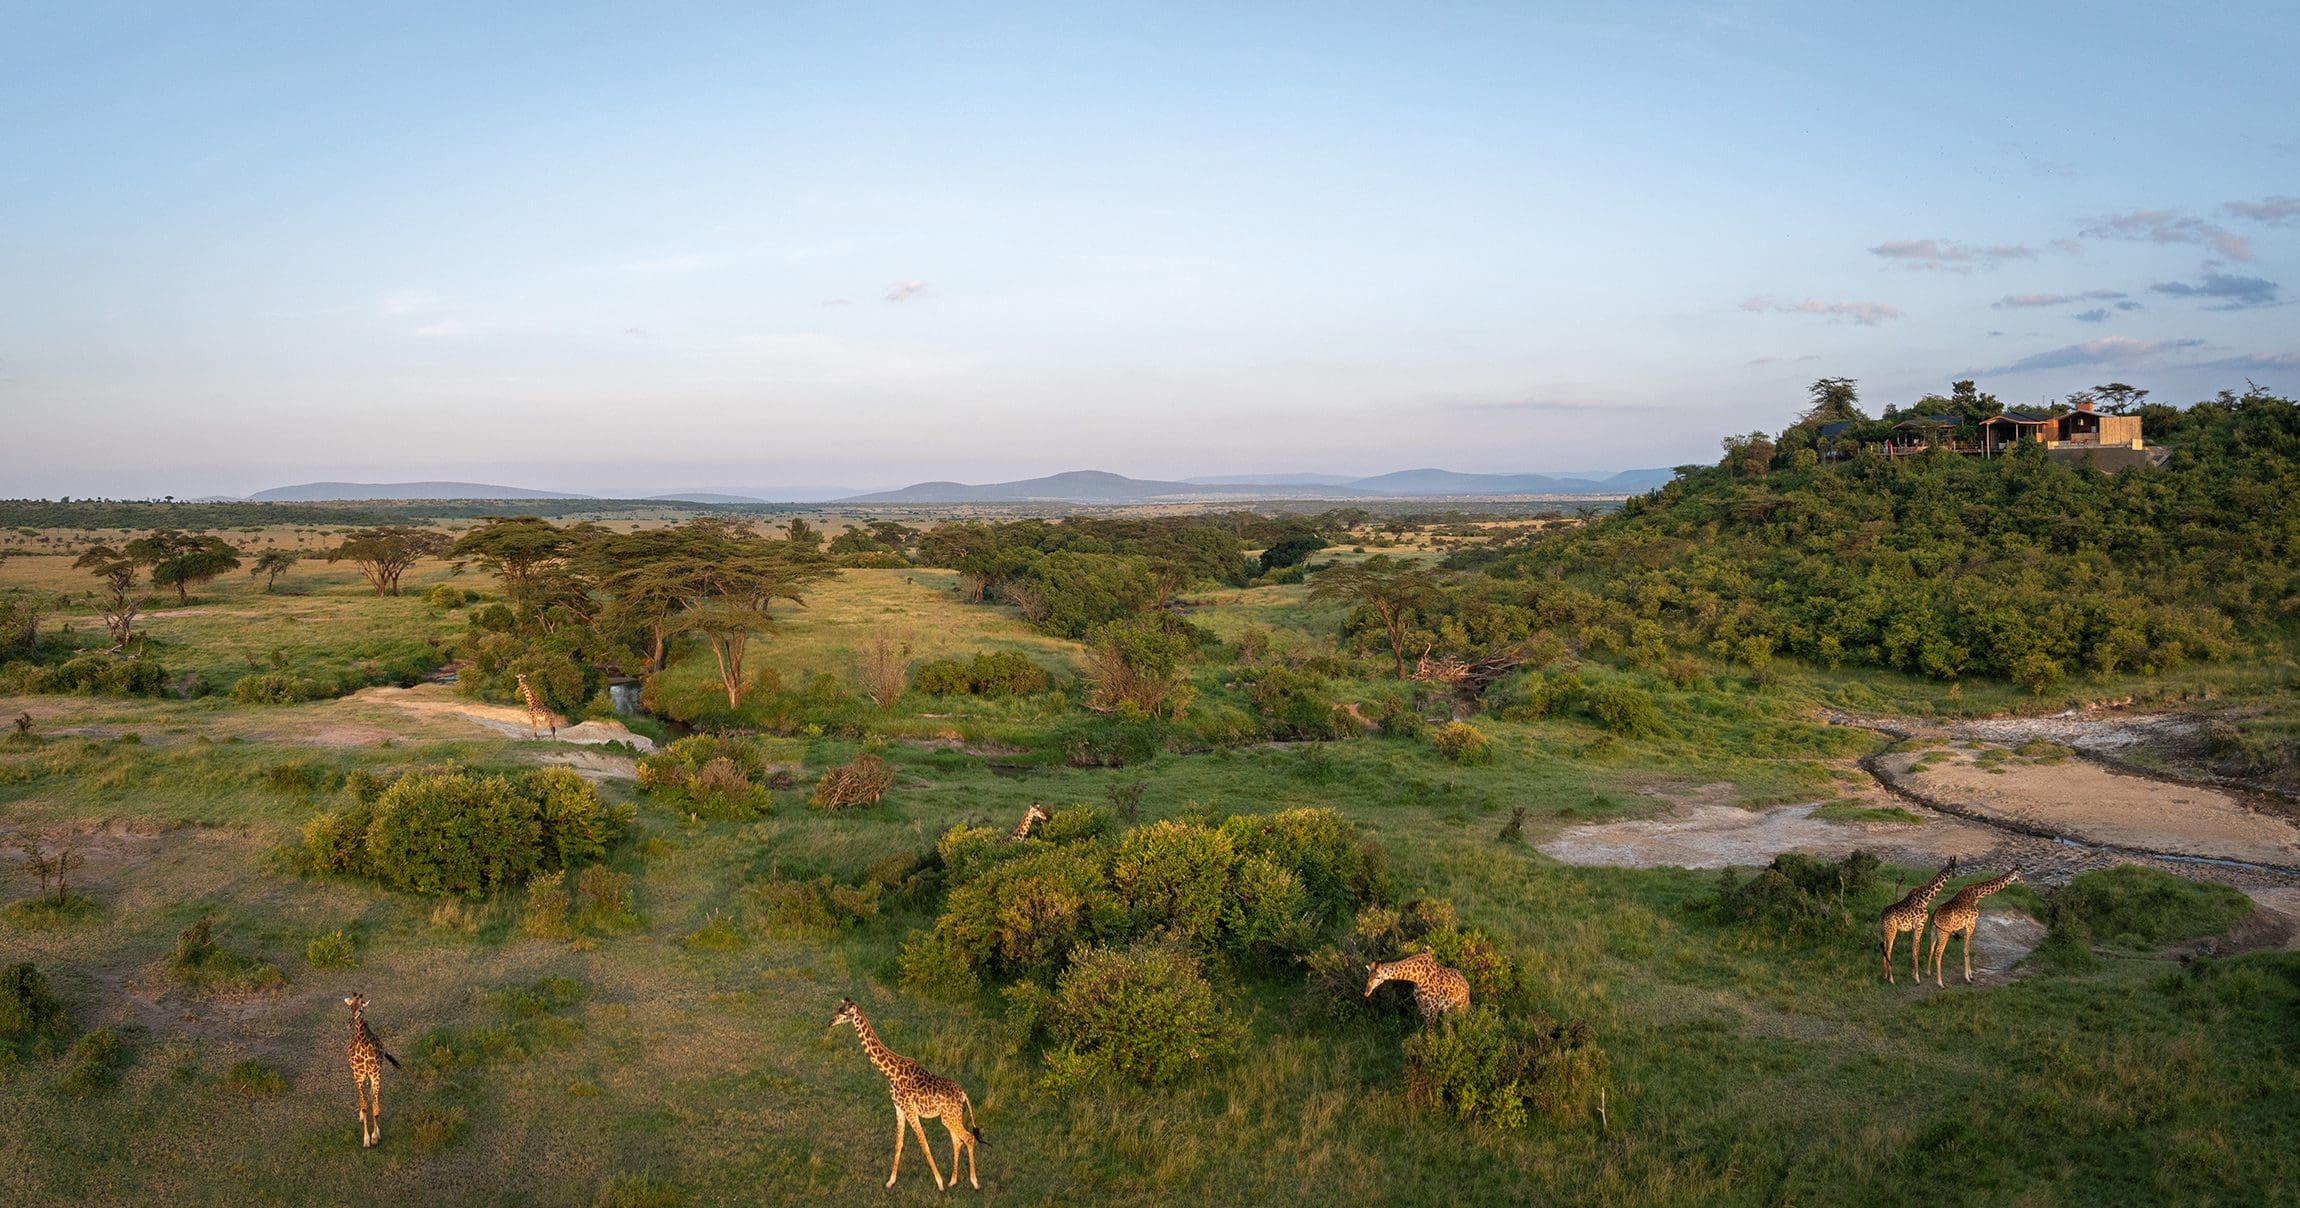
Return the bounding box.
[1916,866,1955,905]
[1971,872,2018,900]
[848,1012,904,1081]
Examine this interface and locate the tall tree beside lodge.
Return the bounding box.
[126,529,241,604]
[327,526,452,596]
[72,545,143,646]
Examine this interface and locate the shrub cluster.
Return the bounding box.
[1430,720,1492,765]
[912,650,1052,697]
[0,962,72,1065]
[899,807,1385,998]
[2046,865,2252,954]
[1237,666,1357,741]
[1403,1007,1609,1130]
[303,766,628,896]
[6,654,171,698]
[1309,898,1521,1021]
[1017,938,1247,1090]
[1704,850,1881,936]
[635,734,776,820]
[167,916,286,994]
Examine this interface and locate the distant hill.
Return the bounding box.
[249,481,591,502]
[645,492,770,504]
[842,467,1680,504]
[842,470,1307,504]
[1181,472,1364,486]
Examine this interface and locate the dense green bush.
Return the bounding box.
[905,808,1383,996]
[1431,720,1492,764]
[912,650,1052,697]
[57,1028,125,1097]
[1036,939,1244,1089]
[2049,865,2253,951]
[230,673,328,705]
[1403,1007,1608,1130]
[304,929,358,968]
[0,962,71,1064]
[307,767,627,896]
[1706,850,1881,936]
[635,734,772,820]
[31,654,171,698]
[1240,667,1356,741]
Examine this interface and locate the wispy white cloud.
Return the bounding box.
[2224,196,2300,226]
[884,280,931,303]
[1993,289,2126,309]
[1979,336,2206,375]
[1738,296,1902,325]
[2149,271,2280,309]
[1869,239,2035,271]
[2194,351,2300,373]
[2081,210,2253,261]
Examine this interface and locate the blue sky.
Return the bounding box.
[3,2,2296,497]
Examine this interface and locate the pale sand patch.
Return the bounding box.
[1897,752,2300,868]
[343,684,658,752]
[1538,801,1999,871]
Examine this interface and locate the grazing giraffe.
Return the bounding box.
[1927,868,2021,986]
[1364,953,1472,1027]
[343,993,401,1149]
[1009,802,1050,842]
[827,997,981,1191]
[1879,857,1958,984]
[513,672,555,739]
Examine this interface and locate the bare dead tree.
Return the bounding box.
[860,628,911,708]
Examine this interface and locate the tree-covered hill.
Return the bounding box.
[1469,385,2300,691]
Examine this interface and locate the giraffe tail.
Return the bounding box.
[963,1091,984,1145]
[381,1049,401,1069]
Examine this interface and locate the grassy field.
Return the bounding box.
[3,540,2296,1205]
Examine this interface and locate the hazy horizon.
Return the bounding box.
[6,3,2297,499]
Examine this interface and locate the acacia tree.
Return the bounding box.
[450,516,573,607]
[72,545,145,646]
[1309,555,1441,679]
[327,526,451,596]
[643,549,835,708]
[586,519,753,673]
[126,529,242,604]
[250,548,300,592]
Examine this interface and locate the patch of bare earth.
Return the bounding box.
[342,684,658,751]
[1885,749,2300,869]
[1540,781,2002,871]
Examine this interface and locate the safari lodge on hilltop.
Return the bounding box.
[1826,399,2163,471]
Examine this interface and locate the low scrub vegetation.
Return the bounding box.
[302,766,629,896]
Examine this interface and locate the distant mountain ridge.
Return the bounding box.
[248,481,590,502]
[841,466,1678,504]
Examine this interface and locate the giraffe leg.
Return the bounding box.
[371,1076,382,1145]
[1910,921,1925,982]
[1929,928,1947,987]
[911,1114,946,1190]
[1963,925,1976,984]
[1882,926,1896,983]
[966,1127,978,1190]
[888,1110,907,1187]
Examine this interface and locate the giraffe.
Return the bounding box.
[1927,867,2021,986]
[513,672,555,739]
[1009,802,1050,842]
[1363,952,1471,1027]
[827,997,981,1191]
[1879,857,1958,984]
[344,993,401,1149]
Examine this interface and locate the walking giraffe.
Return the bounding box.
[1364,952,1471,1028]
[1879,857,1958,984]
[1928,867,2021,986]
[513,672,555,738]
[827,997,982,1191]
[1009,802,1050,842]
[343,993,401,1148]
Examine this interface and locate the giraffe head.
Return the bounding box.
[827,996,863,1031]
[1021,802,1049,828]
[1363,961,1390,998]
[344,993,367,1016]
